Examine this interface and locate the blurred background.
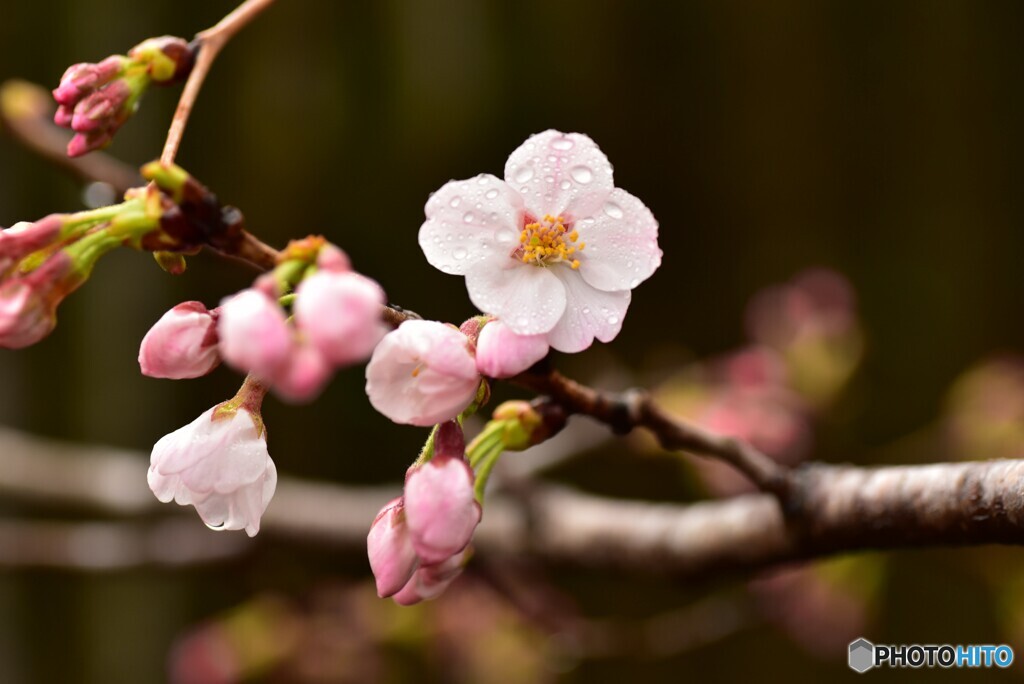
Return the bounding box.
[3,0,1024,681]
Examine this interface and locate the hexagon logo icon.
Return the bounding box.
[849,638,875,673]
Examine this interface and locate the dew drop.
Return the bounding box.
[485,188,500,200]
[582,307,591,315]
[449,195,462,208]
[205,521,226,531]
[552,137,574,151]
[607,315,620,326]
[603,201,624,219]
[515,315,529,328]
[496,228,517,244]
[570,165,594,184]
[453,247,468,260]
[463,212,475,223]
[514,166,534,183]
[630,278,640,288]
[560,180,572,190]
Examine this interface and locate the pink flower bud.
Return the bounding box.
[0,280,53,349]
[0,216,63,274]
[392,550,468,606]
[367,498,419,598]
[0,252,78,349]
[271,341,332,403]
[404,455,481,565]
[53,105,74,128]
[218,289,292,381]
[52,56,123,107]
[475,319,550,378]
[294,271,387,367]
[67,130,112,158]
[148,400,276,537]
[316,244,352,273]
[365,320,481,426]
[139,301,221,379]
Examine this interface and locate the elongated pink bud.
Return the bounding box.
[404,453,481,565]
[367,498,420,598]
[392,550,468,606]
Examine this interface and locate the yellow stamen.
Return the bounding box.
[516,214,583,270]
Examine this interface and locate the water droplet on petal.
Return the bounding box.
[571,165,594,184]
[603,201,624,219]
[463,212,475,223]
[516,315,529,328]
[205,521,226,531]
[560,180,572,190]
[582,307,591,315]
[485,188,500,200]
[449,196,462,208]
[630,278,640,288]
[514,166,534,183]
[552,137,574,151]
[453,247,468,260]
[607,315,619,326]
[496,229,516,244]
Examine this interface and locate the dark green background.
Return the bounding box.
[2,1,1024,682]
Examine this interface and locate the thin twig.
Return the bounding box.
[160,0,277,164]
[514,368,792,498]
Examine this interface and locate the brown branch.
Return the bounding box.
[514,367,792,497]
[2,428,1024,579]
[161,0,277,164]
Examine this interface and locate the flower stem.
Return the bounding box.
[160,0,277,165]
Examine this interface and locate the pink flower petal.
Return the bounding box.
[575,188,662,293]
[465,262,566,336]
[545,271,632,353]
[503,130,614,220]
[418,174,525,276]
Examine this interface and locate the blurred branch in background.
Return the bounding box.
[0,80,141,195]
[2,426,1024,579]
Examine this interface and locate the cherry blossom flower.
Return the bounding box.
[367,497,419,597]
[365,320,480,426]
[139,301,221,379]
[148,385,276,537]
[419,130,661,353]
[475,319,549,378]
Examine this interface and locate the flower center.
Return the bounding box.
[517,214,585,269]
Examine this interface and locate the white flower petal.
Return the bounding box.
[465,263,567,335]
[503,130,614,220]
[576,188,663,292]
[419,174,525,276]
[546,271,632,353]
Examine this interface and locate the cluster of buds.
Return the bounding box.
[53,36,194,157]
[141,237,388,403]
[367,421,480,605]
[367,402,557,603]
[0,194,167,349]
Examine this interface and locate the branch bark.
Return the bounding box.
[2,427,1023,577]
